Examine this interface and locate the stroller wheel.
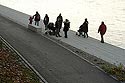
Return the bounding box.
[76,32,78,35]
[45,32,48,34]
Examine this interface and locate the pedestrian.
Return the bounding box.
[56,13,63,32]
[98,21,107,43]
[55,20,61,37]
[33,11,40,26]
[63,19,70,38]
[43,14,49,30]
[83,18,89,38]
[45,22,54,35]
[29,16,33,24]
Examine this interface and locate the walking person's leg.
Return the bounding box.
[37,21,39,26]
[29,21,32,24]
[56,29,58,37]
[86,32,88,38]
[36,21,38,26]
[83,32,85,38]
[101,34,104,43]
[59,23,62,32]
[58,32,61,37]
[35,21,36,25]
[56,28,59,37]
[58,28,61,37]
[45,25,47,30]
[64,31,67,38]
[66,31,68,38]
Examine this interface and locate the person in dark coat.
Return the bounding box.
[55,20,61,37]
[43,14,49,30]
[56,13,63,32]
[83,18,89,38]
[63,19,70,38]
[29,16,33,24]
[45,22,55,35]
[33,11,40,26]
[98,21,107,43]
[48,22,56,35]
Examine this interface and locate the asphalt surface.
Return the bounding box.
[0,15,120,83]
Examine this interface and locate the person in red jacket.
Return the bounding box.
[98,21,107,43]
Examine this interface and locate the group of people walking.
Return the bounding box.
[29,11,107,43]
[43,13,70,38]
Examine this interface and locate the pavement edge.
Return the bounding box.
[0,36,48,83]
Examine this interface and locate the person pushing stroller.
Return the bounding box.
[82,18,89,38]
[76,18,89,38]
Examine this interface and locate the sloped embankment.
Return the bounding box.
[0,38,42,83]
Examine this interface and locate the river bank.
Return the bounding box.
[0,0,125,49]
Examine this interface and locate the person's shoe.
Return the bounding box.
[101,41,104,43]
[65,36,68,38]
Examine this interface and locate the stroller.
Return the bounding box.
[45,22,56,35]
[76,24,84,36]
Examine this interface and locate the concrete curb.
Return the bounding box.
[0,36,48,83]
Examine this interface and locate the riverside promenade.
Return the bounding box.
[0,4,124,66]
[0,14,121,83]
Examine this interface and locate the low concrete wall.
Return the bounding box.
[28,24,42,33]
[0,5,44,29]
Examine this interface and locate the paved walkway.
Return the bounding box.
[52,29,125,66]
[0,15,121,83]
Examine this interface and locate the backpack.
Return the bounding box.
[36,15,40,20]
